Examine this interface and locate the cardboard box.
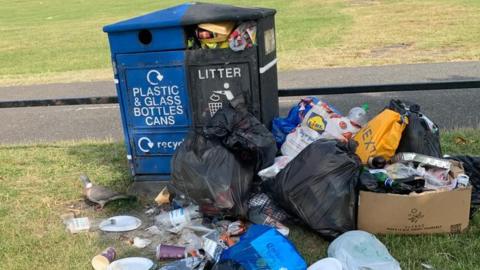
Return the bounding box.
[357,187,471,235]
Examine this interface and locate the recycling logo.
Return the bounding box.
[146,70,164,85]
[138,137,154,153]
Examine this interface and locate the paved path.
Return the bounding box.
[279,61,480,89]
[1,62,479,144]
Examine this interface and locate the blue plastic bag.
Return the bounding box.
[220,225,307,270]
[272,97,318,147]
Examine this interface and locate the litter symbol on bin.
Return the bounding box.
[208,102,223,117]
[213,90,234,100]
[207,83,235,117]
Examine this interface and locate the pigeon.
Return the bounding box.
[80,175,132,209]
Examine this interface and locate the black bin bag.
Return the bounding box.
[267,139,361,240]
[203,96,277,172]
[388,99,442,157]
[171,131,253,217]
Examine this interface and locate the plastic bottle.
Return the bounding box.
[348,104,369,127]
[371,171,397,188]
[155,205,201,228]
[371,170,425,193]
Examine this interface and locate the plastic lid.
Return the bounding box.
[307,257,343,270]
[361,103,369,111]
[99,216,142,232]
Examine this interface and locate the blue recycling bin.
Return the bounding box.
[104,3,278,181]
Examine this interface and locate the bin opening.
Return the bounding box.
[185,21,257,51]
[138,29,152,45]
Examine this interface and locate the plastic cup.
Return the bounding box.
[155,187,170,205]
[91,247,116,270]
[101,247,116,261]
[155,244,186,260]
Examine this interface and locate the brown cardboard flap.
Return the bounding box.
[358,187,471,235]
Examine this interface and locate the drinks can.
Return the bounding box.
[457,174,470,187]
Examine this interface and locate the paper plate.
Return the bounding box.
[107,257,154,270]
[99,216,142,232]
[307,257,343,270]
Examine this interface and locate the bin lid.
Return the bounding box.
[103,2,276,33]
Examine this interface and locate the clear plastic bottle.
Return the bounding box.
[348,104,369,127]
[155,205,201,228]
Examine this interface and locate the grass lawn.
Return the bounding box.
[1,129,480,269]
[1,0,480,86]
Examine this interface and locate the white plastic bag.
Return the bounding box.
[281,126,322,157]
[308,258,342,270]
[417,166,454,190]
[281,101,362,158]
[324,116,361,142]
[258,156,293,180]
[303,102,361,142]
[280,100,335,157]
[327,230,401,270]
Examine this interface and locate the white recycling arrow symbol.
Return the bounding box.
[146,70,163,85]
[138,137,154,153]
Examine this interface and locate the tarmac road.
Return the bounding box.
[1,88,480,145]
[1,62,479,144]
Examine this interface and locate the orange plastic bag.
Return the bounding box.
[354,109,408,164]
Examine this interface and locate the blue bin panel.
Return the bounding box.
[124,67,190,128]
[117,52,191,129]
[107,27,186,54]
[132,132,186,156]
[115,51,191,178]
[134,156,173,175]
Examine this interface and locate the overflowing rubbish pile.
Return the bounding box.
[186,21,257,51]
[65,97,480,270]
